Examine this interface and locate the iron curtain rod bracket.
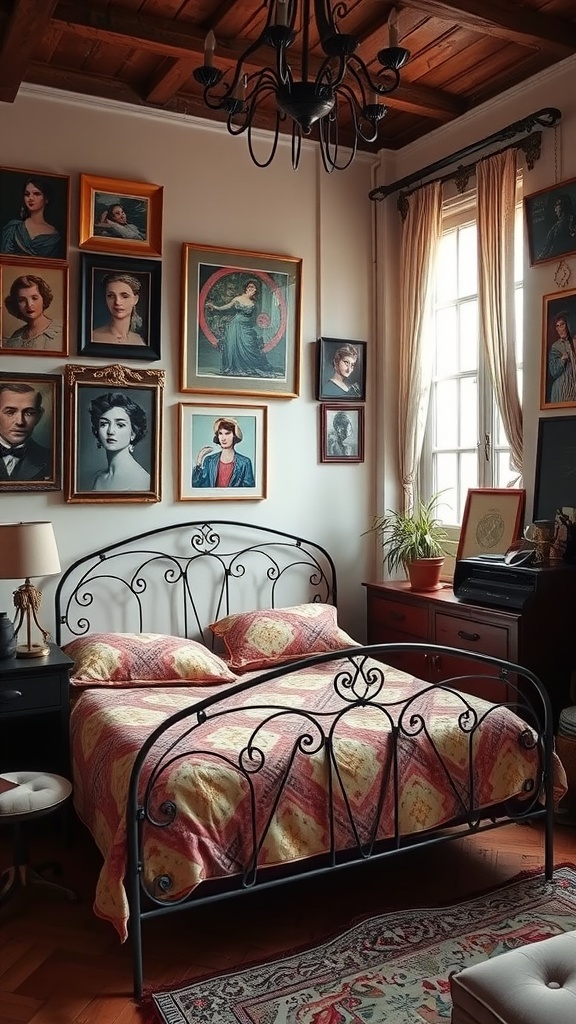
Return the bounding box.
[368,107,561,202]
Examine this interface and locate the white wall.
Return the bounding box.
[374,54,576,522]
[0,87,376,640]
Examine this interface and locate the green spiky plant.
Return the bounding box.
[365,493,449,575]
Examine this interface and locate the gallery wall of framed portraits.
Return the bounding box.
[0,162,369,507]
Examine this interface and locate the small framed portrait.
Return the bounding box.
[320,403,365,464]
[178,402,267,501]
[78,174,163,257]
[524,176,576,266]
[181,242,301,398]
[78,253,162,361]
[317,337,366,401]
[0,371,62,492]
[64,363,164,503]
[0,166,69,261]
[0,259,69,357]
[456,488,526,561]
[540,288,576,410]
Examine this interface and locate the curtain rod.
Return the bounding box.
[368,107,561,203]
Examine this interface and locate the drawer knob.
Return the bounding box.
[457,630,480,642]
[0,689,23,703]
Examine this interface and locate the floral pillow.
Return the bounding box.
[63,632,238,688]
[209,603,358,673]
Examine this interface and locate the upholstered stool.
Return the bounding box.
[556,706,576,821]
[450,931,576,1024]
[0,771,76,904]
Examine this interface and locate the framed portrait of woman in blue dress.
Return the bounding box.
[0,166,69,262]
[181,243,302,398]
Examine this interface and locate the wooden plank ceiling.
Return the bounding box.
[0,0,574,152]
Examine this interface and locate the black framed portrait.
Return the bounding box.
[524,176,576,267]
[0,371,62,492]
[0,166,69,261]
[317,337,367,401]
[78,253,162,361]
[533,415,576,521]
[64,363,164,503]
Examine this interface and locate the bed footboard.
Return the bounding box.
[125,644,558,1000]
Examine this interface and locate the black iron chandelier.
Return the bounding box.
[193,0,410,172]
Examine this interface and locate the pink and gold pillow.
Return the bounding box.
[209,603,358,673]
[63,632,237,688]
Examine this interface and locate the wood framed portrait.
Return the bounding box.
[0,166,69,261]
[0,371,62,492]
[534,416,576,521]
[0,259,69,357]
[524,176,576,267]
[64,363,164,503]
[179,402,267,501]
[78,253,162,361]
[540,288,576,410]
[317,337,367,401]
[456,488,526,561]
[181,243,301,398]
[320,403,365,464]
[78,174,163,257]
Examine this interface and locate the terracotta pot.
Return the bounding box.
[406,557,444,592]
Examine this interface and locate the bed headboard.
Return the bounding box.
[55,520,337,646]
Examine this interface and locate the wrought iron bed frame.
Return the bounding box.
[54,521,556,1001]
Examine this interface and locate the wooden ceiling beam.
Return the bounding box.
[49,1,463,120]
[0,0,59,102]
[402,0,576,54]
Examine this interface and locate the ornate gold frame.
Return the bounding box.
[64,363,164,503]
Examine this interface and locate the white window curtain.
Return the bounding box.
[398,181,443,513]
[476,148,523,475]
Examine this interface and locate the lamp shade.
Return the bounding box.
[0,521,61,580]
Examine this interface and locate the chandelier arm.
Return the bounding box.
[247,108,283,168]
[335,81,379,143]
[346,54,401,98]
[319,107,356,173]
[291,122,303,170]
[227,77,279,135]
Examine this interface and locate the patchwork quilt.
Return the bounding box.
[69,656,567,940]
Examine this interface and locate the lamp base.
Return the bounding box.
[16,642,50,659]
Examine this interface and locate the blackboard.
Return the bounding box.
[533,415,576,520]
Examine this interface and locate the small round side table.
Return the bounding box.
[0,771,77,903]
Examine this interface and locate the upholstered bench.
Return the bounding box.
[450,930,576,1024]
[0,771,76,904]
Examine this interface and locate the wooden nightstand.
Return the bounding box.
[0,644,73,777]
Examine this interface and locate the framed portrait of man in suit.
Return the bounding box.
[0,371,62,491]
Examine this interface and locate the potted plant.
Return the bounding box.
[365,493,449,591]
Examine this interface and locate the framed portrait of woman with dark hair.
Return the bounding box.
[0,258,69,356]
[317,337,367,401]
[541,288,576,409]
[0,166,69,261]
[64,362,164,503]
[78,253,162,361]
[181,243,301,398]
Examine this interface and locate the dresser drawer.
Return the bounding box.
[0,675,63,714]
[434,612,509,659]
[368,597,428,640]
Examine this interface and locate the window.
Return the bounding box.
[420,188,523,528]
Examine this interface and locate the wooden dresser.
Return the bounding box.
[364,569,575,723]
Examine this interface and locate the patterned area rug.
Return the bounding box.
[144,864,576,1024]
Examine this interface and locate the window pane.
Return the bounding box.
[460,377,478,447]
[435,306,458,376]
[434,454,458,524]
[496,450,518,489]
[437,231,457,303]
[459,299,478,373]
[435,380,458,447]
[458,224,477,297]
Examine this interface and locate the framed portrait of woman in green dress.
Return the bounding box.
[181,243,302,398]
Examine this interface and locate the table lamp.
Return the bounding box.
[0,521,61,658]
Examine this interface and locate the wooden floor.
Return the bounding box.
[0,817,574,1024]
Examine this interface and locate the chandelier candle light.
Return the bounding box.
[0,521,61,658]
[193,0,410,171]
